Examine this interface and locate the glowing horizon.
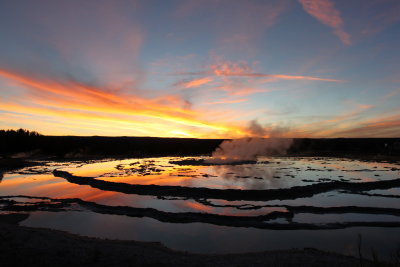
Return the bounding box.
[1,0,399,138]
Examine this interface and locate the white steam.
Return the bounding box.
[206,120,292,164]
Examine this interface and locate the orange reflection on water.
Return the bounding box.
[0,173,121,205]
[183,202,214,213]
[72,158,274,190]
[63,160,127,177]
[296,158,397,182]
[177,199,288,217]
[98,173,196,186]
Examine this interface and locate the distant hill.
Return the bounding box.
[1,129,399,158]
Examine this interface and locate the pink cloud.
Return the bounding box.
[360,0,400,37]
[177,61,343,82]
[328,114,400,137]
[205,98,248,105]
[215,86,270,97]
[178,77,213,88]
[173,0,288,55]
[299,0,351,45]
[380,90,400,103]
[292,103,377,137]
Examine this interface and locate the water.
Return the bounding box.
[1,156,400,259]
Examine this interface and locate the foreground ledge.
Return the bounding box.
[0,221,374,267]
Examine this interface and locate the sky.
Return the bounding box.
[0,0,399,138]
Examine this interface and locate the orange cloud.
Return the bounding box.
[322,104,374,124]
[0,68,248,138]
[179,77,213,88]
[205,98,248,105]
[183,201,213,213]
[328,114,400,137]
[215,86,270,97]
[299,0,351,45]
[257,74,342,82]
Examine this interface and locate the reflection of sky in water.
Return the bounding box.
[294,213,400,223]
[1,156,400,258]
[60,157,400,190]
[21,211,400,259]
[367,188,400,196]
[1,156,400,214]
[0,172,281,216]
[261,191,400,209]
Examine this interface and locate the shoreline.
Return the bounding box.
[0,219,373,267]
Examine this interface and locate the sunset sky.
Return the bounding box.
[1,0,399,138]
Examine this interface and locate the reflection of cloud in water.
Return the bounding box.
[210,164,283,190]
[174,175,196,188]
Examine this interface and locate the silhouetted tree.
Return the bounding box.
[0,128,42,137]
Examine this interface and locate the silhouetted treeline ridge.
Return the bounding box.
[0,129,42,137]
[0,129,399,158]
[288,138,400,157]
[0,129,222,158]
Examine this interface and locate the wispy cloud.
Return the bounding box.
[176,61,343,82]
[380,90,400,103]
[176,77,213,88]
[205,98,248,105]
[319,105,374,125]
[173,0,288,54]
[299,0,351,45]
[214,85,270,97]
[328,113,400,137]
[170,59,343,110]
[360,0,400,37]
[292,102,375,137]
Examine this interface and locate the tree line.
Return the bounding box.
[0,128,42,137]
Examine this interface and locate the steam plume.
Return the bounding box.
[206,120,292,164]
